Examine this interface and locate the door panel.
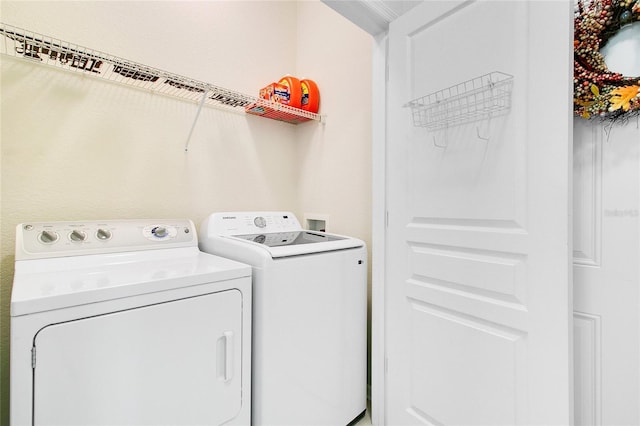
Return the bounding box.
[34,290,243,426]
[407,1,527,226]
[407,302,525,425]
[385,1,573,424]
[573,119,640,426]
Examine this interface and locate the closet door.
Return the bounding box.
[384,1,574,424]
[573,119,640,425]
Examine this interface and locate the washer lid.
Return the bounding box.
[225,231,364,258]
[11,247,251,317]
[201,212,364,258]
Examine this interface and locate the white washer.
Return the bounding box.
[11,219,251,426]
[199,212,367,426]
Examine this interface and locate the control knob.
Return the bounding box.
[39,230,58,244]
[153,226,168,238]
[69,230,87,242]
[96,228,112,241]
[254,216,267,228]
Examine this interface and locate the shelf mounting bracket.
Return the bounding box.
[184,90,209,152]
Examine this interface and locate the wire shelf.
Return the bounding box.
[405,72,514,130]
[245,99,323,124]
[0,22,323,125]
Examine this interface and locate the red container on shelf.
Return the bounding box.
[300,79,320,113]
[276,76,302,109]
[246,75,319,124]
[258,76,302,109]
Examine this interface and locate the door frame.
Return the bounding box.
[371,32,388,426]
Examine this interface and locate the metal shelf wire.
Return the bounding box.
[0,22,323,125]
[405,72,514,131]
[245,99,322,123]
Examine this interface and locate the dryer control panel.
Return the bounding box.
[16,219,197,260]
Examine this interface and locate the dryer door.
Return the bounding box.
[32,289,243,426]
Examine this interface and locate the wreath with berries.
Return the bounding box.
[574,0,640,119]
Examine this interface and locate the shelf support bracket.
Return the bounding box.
[433,134,448,148]
[185,90,209,152]
[476,127,490,141]
[476,120,491,142]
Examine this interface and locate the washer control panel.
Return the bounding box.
[208,212,302,236]
[17,219,196,260]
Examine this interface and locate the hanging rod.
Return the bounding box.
[0,22,323,125]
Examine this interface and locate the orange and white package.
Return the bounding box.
[260,83,283,101]
[260,82,296,107]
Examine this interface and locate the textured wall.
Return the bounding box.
[0,1,373,423]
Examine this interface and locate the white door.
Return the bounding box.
[33,290,243,426]
[573,119,640,425]
[384,1,574,424]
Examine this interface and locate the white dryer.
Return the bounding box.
[199,212,367,426]
[11,219,251,426]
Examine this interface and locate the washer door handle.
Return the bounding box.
[217,331,234,382]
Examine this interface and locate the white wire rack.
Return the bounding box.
[405,72,514,131]
[0,22,322,126]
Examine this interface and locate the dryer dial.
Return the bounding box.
[96,229,112,241]
[69,230,87,242]
[254,216,267,228]
[153,226,168,238]
[39,230,59,244]
[142,225,178,241]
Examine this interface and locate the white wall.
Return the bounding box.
[0,2,373,422]
[294,1,372,239]
[294,0,373,388]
